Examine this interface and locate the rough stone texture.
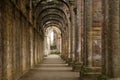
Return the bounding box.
[71,5,76,61]
[76,0,84,62]
[0,1,44,80]
[0,0,120,80]
[109,0,120,78]
[102,0,120,79]
[84,0,93,66]
[102,0,109,76]
[18,55,79,80]
[0,1,3,80]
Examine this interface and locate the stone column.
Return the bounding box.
[80,0,102,79]
[70,1,76,62]
[74,1,79,62]
[72,0,83,71]
[29,27,34,68]
[34,32,38,64]
[76,0,84,63]
[61,33,66,58]
[0,13,2,80]
[102,0,109,76]
[21,18,27,72]
[2,1,15,80]
[69,17,73,61]
[29,0,33,23]
[68,20,71,59]
[0,1,4,79]
[59,36,62,53]
[44,35,47,56]
[85,0,93,66]
[109,0,120,78]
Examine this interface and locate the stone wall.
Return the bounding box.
[0,1,44,80]
[0,1,5,80]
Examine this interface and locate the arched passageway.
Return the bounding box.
[0,0,120,80]
[44,26,62,56]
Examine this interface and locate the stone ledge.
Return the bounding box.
[110,78,120,80]
[72,62,82,72]
[80,67,102,80]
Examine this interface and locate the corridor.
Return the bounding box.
[0,0,120,80]
[18,55,79,80]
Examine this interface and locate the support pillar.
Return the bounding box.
[71,7,76,61]
[0,1,4,80]
[68,1,76,66]
[102,0,109,78]
[109,0,120,79]
[85,0,93,67]
[29,27,34,68]
[72,0,83,71]
[80,0,101,79]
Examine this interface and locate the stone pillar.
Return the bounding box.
[3,1,15,80]
[76,0,83,63]
[80,0,101,80]
[59,36,62,53]
[67,19,71,59]
[0,1,4,80]
[0,14,2,80]
[85,0,93,67]
[33,29,36,65]
[29,0,33,23]
[44,35,47,56]
[72,0,83,71]
[69,17,73,61]
[34,32,38,64]
[61,34,65,58]
[21,18,27,73]
[65,5,76,65]
[70,1,76,62]
[109,0,120,78]
[102,0,109,77]
[74,1,79,62]
[61,32,68,60]
[29,27,34,68]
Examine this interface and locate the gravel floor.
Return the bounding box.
[18,55,80,80]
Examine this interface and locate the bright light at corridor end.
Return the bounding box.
[44,25,62,56]
[50,31,54,44]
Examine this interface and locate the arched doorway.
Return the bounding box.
[44,26,62,56]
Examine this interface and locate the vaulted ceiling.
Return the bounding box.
[33,0,72,34]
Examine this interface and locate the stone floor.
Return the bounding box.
[18,54,80,80]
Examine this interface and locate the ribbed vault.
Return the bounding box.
[33,0,71,34]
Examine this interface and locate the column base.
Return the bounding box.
[69,61,75,66]
[66,58,73,66]
[72,62,82,72]
[109,78,120,80]
[60,55,66,60]
[80,66,101,80]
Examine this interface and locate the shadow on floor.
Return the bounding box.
[18,54,80,80]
